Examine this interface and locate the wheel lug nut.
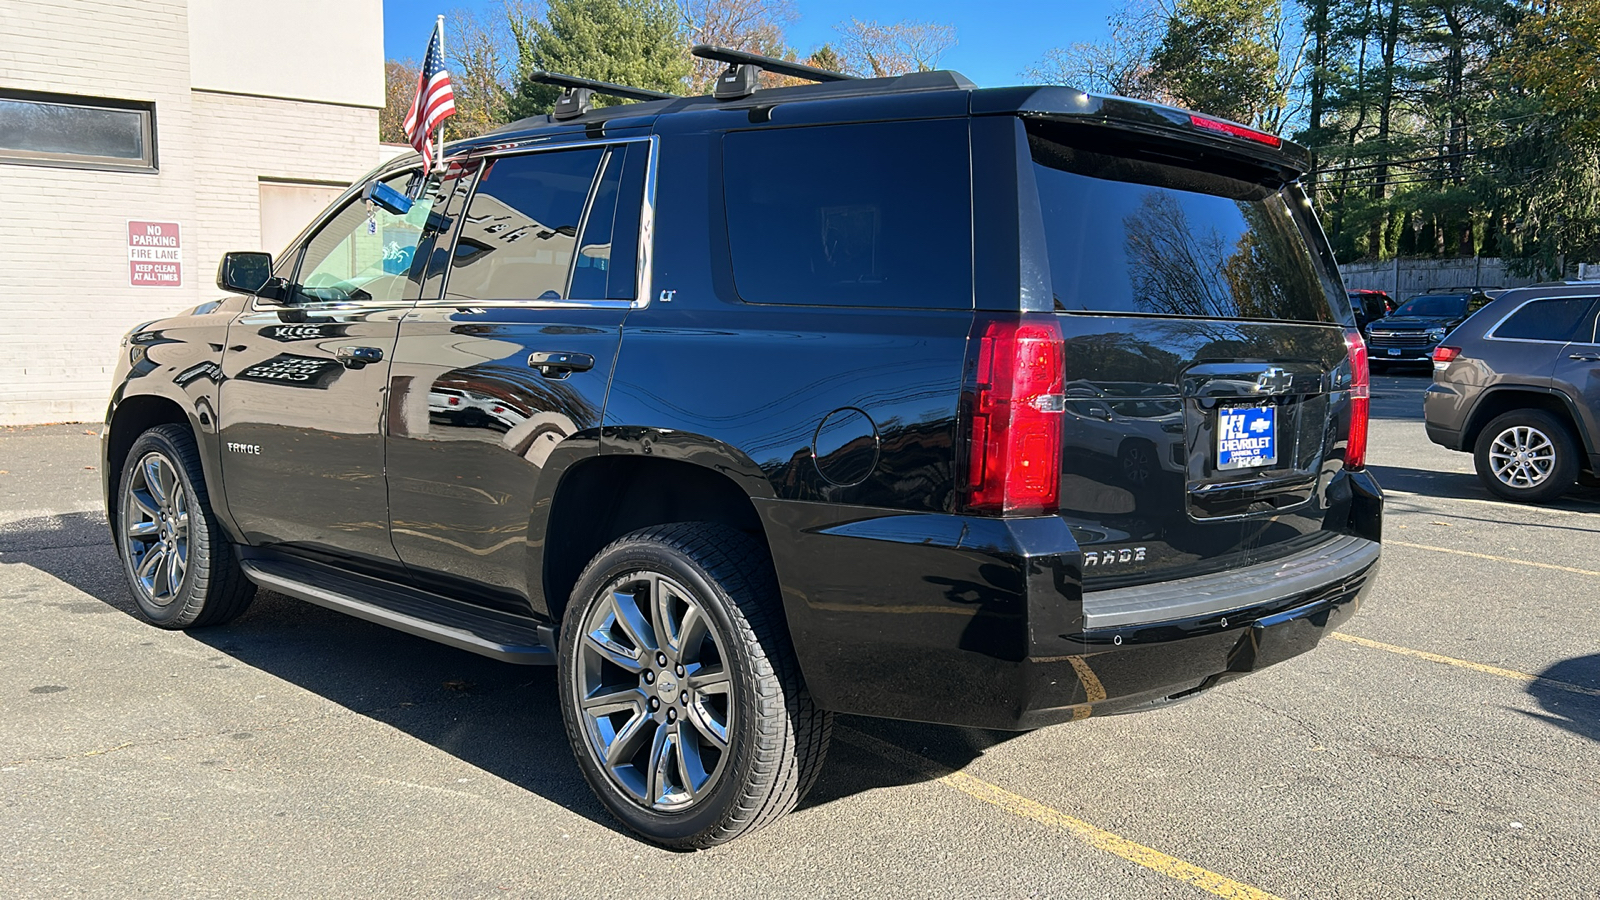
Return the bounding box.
[675,665,684,677]
[643,671,654,684]
[656,652,668,667]
[649,698,659,710]
[667,709,676,721]
[680,692,688,705]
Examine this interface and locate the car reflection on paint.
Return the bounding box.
[427,386,528,434]
[1062,381,1185,487]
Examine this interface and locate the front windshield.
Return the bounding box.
[1394,294,1468,318]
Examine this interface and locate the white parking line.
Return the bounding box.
[1384,489,1600,519]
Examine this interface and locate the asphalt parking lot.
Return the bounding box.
[3,371,1598,899]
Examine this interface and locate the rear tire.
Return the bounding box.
[1473,410,1579,503]
[557,522,831,849]
[116,424,255,628]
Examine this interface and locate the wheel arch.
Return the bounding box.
[104,392,198,538]
[1463,388,1591,458]
[535,439,777,627]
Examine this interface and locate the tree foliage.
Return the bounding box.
[679,0,796,93]
[508,0,690,118]
[1147,0,1293,127]
[1028,0,1600,276]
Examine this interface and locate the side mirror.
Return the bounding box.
[217,251,273,295]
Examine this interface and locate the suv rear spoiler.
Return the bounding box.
[972,86,1310,180]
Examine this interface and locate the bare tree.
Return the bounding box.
[1021,0,1170,98]
[679,0,797,93]
[833,18,957,77]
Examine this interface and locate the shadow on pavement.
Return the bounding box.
[1522,654,1600,743]
[1,510,1017,841]
[1368,464,1600,511]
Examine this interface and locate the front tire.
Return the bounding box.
[557,523,831,849]
[116,424,255,628]
[1473,410,1579,503]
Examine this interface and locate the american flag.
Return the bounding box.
[403,19,456,174]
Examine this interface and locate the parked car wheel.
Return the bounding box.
[116,424,255,628]
[1473,410,1580,503]
[558,522,832,849]
[1118,440,1155,487]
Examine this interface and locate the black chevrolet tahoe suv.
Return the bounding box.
[103,49,1382,849]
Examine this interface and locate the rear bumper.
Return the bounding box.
[755,470,1383,730]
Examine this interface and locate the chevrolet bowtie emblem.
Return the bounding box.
[1254,367,1293,395]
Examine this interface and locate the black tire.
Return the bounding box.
[557,522,831,849]
[116,424,255,628]
[1473,410,1580,503]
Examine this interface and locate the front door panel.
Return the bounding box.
[219,305,405,564]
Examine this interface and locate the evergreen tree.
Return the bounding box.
[508,0,690,119]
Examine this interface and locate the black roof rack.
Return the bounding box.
[523,70,678,121]
[691,44,855,100]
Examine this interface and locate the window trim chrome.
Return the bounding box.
[415,134,659,311]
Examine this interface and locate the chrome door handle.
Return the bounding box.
[1569,353,1600,361]
[528,351,595,378]
[335,346,384,369]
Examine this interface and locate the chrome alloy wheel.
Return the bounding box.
[122,452,190,606]
[1489,425,1557,489]
[575,571,733,811]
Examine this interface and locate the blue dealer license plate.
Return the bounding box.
[1217,405,1277,470]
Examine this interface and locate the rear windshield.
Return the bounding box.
[1028,125,1343,324]
[1394,294,1468,318]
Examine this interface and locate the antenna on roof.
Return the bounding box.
[524,71,678,121]
[691,44,855,101]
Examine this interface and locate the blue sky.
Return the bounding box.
[383,0,1123,88]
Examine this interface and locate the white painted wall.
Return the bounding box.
[0,0,382,424]
[187,0,384,109]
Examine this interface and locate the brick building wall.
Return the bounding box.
[0,0,384,425]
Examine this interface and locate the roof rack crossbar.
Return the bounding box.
[691,44,855,100]
[525,70,678,120]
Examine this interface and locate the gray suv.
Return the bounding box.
[1425,285,1600,502]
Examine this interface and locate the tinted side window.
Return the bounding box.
[1494,297,1599,342]
[289,171,433,304]
[445,148,604,302]
[569,144,646,301]
[722,119,973,309]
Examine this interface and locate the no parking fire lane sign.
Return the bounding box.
[128,220,182,287]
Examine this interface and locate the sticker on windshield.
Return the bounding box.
[1218,406,1277,470]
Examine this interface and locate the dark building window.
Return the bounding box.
[0,90,155,171]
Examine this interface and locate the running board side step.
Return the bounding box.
[238,556,556,665]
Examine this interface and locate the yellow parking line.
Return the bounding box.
[1331,633,1600,699]
[1387,540,1600,578]
[836,727,1285,900]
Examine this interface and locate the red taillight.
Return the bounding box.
[1344,328,1369,470]
[1432,346,1461,364]
[1188,114,1284,149]
[966,317,1065,515]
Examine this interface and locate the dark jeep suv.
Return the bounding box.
[102,49,1382,848]
[1366,288,1492,370]
[1425,285,1600,502]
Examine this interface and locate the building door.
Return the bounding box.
[258,179,347,257]
[219,169,437,568]
[386,142,647,610]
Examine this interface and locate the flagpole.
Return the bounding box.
[435,14,446,173]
